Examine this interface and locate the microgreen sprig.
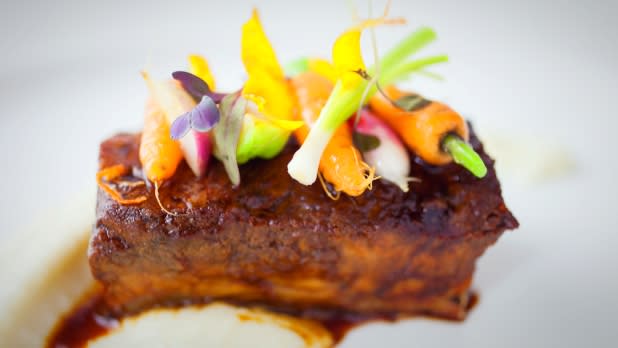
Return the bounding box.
[169,72,225,140]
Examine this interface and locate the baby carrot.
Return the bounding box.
[139,98,184,214]
[139,98,184,182]
[369,85,487,177]
[291,72,375,197]
[369,85,469,165]
[97,100,180,206]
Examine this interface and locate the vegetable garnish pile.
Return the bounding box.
[97,6,488,210]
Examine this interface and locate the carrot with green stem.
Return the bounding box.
[291,72,376,198]
[369,85,487,177]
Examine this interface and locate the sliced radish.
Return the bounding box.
[355,110,411,191]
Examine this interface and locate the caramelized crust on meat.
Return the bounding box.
[89,128,517,320]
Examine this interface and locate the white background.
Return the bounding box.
[0,0,617,347]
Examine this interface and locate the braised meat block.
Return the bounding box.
[89,128,517,320]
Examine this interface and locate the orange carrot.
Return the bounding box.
[139,98,184,182]
[291,72,375,197]
[139,98,184,214]
[96,164,147,205]
[369,85,469,165]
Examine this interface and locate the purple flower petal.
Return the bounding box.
[170,113,191,140]
[190,96,220,132]
[172,71,212,101]
[210,92,227,104]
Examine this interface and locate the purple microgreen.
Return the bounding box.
[352,131,381,152]
[172,70,228,104]
[209,92,228,104]
[170,113,191,140]
[190,95,220,132]
[212,92,247,186]
[172,71,212,101]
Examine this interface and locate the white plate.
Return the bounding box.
[1,0,617,347]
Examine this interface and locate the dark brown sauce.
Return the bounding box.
[48,291,479,347]
[321,317,377,344]
[320,292,479,344]
[46,290,115,348]
[466,292,479,312]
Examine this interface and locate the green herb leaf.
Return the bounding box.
[394,94,431,112]
[212,92,247,186]
[353,131,381,152]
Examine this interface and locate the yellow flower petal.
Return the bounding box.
[243,92,304,130]
[267,118,304,131]
[332,16,405,90]
[247,113,304,131]
[241,8,284,79]
[307,58,338,83]
[239,9,299,132]
[188,54,216,90]
[332,29,366,89]
[243,70,295,121]
[243,94,266,112]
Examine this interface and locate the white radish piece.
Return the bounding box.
[355,110,411,191]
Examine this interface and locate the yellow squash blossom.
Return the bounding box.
[307,58,338,83]
[237,9,303,164]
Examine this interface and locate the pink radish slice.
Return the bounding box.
[194,131,212,174]
[143,73,212,177]
[354,110,411,191]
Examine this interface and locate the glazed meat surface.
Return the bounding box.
[89,128,517,320]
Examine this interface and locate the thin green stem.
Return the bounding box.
[413,70,445,81]
[442,134,487,178]
[371,27,437,76]
[318,29,444,131]
[319,81,367,130]
[381,54,449,83]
